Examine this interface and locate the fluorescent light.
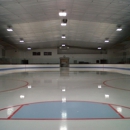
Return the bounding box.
[116,28,122,31]
[98,47,101,50]
[61,23,67,26]
[105,40,109,43]
[62,44,65,47]
[20,40,24,43]
[61,36,66,39]
[7,28,13,31]
[59,12,67,16]
[20,95,25,99]
[27,47,31,50]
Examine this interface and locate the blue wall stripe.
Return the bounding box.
[0,66,130,72]
[0,67,59,71]
[70,66,130,71]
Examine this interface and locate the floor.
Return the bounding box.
[0,68,130,129]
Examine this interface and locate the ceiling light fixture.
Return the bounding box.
[105,40,109,43]
[61,19,67,26]
[116,25,122,31]
[27,47,31,50]
[62,44,66,47]
[59,44,69,50]
[59,11,67,16]
[7,28,13,31]
[98,47,102,50]
[61,35,66,39]
[61,23,67,26]
[20,39,24,43]
[116,28,122,31]
[63,19,67,23]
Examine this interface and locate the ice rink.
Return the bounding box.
[0,68,130,129]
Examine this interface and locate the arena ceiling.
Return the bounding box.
[0,0,130,50]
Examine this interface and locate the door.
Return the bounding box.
[60,57,69,67]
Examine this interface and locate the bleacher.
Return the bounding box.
[0,58,10,64]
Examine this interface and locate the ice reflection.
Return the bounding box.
[62,97,66,103]
[20,95,25,99]
[61,111,67,119]
[28,85,32,88]
[60,67,69,76]
[62,88,66,92]
[7,107,14,116]
[117,107,122,113]
[98,85,102,88]
[60,120,67,130]
[105,94,109,98]
[60,126,67,130]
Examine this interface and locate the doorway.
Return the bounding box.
[60,57,69,67]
